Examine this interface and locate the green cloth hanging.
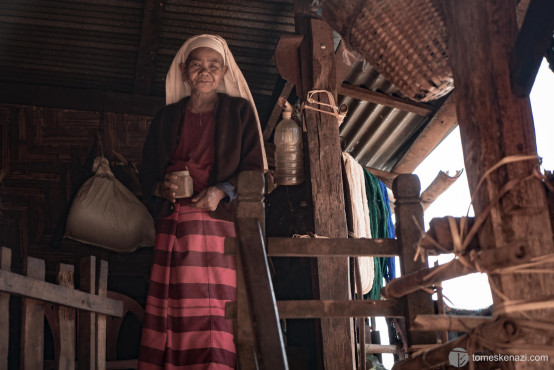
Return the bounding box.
[363,169,391,300]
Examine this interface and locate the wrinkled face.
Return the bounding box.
[179,47,227,94]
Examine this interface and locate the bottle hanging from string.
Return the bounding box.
[274,100,304,185]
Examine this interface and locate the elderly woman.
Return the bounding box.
[138,35,266,369]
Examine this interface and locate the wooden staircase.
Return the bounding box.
[225,171,435,370]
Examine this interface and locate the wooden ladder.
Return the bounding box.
[225,171,435,370]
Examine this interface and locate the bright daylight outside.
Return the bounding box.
[376,59,554,369]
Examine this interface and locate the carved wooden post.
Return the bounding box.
[57,264,76,370]
[21,257,45,370]
[79,256,96,370]
[392,175,435,347]
[0,247,11,369]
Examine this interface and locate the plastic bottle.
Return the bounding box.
[274,101,304,185]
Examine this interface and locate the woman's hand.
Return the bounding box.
[191,186,225,211]
[154,173,178,202]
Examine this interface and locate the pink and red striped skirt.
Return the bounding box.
[138,201,237,369]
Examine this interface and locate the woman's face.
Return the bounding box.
[180,47,227,94]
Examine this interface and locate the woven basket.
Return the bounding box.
[323,0,453,102]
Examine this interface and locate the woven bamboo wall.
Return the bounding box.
[0,103,153,303]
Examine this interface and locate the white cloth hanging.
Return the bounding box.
[342,152,374,294]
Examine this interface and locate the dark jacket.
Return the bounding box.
[140,93,264,221]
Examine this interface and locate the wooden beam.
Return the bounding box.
[418,217,478,254]
[383,243,529,299]
[0,82,164,116]
[0,267,123,317]
[338,83,435,117]
[296,8,355,367]
[133,0,164,94]
[278,299,404,319]
[21,257,45,370]
[421,170,463,210]
[274,35,304,98]
[267,237,400,257]
[0,248,10,370]
[443,0,554,342]
[393,93,458,174]
[226,299,404,319]
[510,0,554,96]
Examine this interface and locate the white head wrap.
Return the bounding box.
[166,34,267,171]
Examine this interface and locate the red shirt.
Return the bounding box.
[166,107,215,194]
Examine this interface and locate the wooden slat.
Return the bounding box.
[21,257,45,370]
[337,83,434,117]
[97,260,108,370]
[57,263,76,370]
[510,0,554,96]
[262,80,295,140]
[0,247,11,370]
[267,237,400,257]
[0,269,123,316]
[393,93,458,174]
[236,217,288,369]
[234,254,257,370]
[79,256,96,370]
[412,315,493,332]
[361,344,398,354]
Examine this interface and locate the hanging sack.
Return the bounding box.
[65,156,155,252]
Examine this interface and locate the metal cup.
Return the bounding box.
[171,170,194,198]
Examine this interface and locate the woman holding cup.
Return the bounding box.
[138,34,266,369]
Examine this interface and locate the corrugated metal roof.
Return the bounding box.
[0,0,295,111]
[0,0,445,172]
[339,58,441,171]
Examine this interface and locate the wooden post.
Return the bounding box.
[21,257,45,370]
[391,175,436,347]
[96,260,108,370]
[442,0,554,353]
[295,0,354,366]
[57,264,76,370]
[235,171,266,369]
[0,247,11,369]
[235,171,290,369]
[79,256,96,370]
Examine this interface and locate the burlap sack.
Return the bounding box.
[65,156,155,252]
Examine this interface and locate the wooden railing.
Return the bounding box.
[225,171,436,370]
[0,248,124,369]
